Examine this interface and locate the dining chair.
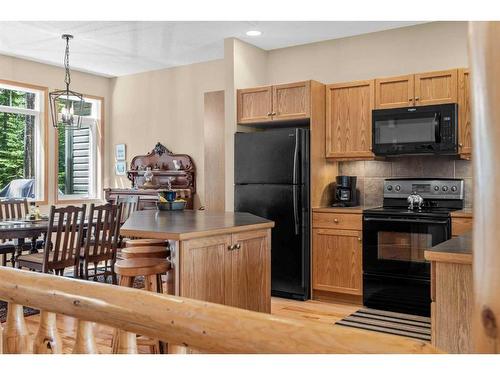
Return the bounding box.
[0,198,30,266]
[79,203,122,283]
[16,205,87,276]
[114,195,140,248]
[114,195,140,224]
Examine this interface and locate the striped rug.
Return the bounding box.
[335,308,431,341]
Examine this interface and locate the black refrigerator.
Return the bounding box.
[234,128,310,300]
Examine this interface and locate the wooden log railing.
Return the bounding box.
[0,266,439,354]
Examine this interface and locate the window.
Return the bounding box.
[0,82,46,201]
[57,97,102,200]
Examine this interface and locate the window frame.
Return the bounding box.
[0,79,49,205]
[54,94,104,204]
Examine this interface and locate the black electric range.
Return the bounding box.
[362,178,464,317]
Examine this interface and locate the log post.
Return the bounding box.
[468,21,500,353]
[33,311,62,354]
[2,303,32,354]
[72,320,98,354]
[113,331,138,354]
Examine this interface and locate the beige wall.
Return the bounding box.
[109,59,225,207]
[224,38,268,211]
[267,21,468,84]
[0,54,111,209]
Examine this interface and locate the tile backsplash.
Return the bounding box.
[339,156,473,208]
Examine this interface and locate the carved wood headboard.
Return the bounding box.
[127,143,196,194]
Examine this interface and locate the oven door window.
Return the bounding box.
[363,217,450,278]
[377,231,431,263]
[374,115,438,145]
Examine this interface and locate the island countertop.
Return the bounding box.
[120,210,274,241]
[424,232,472,264]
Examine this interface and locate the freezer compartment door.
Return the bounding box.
[235,128,307,185]
[235,184,310,299]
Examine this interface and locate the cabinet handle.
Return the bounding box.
[333,218,339,223]
[415,96,420,101]
[267,112,272,116]
[271,112,277,116]
[409,98,413,101]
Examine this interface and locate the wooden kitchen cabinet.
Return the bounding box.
[180,234,229,305]
[312,209,363,302]
[226,230,271,312]
[272,81,311,121]
[458,68,472,158]
[312,228,363,296]
[237,81,316,124]
[179,229,271,313]
[326,80,375,160]
[414,69,458,106]
[237,86,273,124]
[375,74,415,109]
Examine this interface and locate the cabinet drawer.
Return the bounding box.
[312,212,362,230]
[452,217,473,237]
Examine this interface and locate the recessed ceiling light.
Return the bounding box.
[246,30,262,37]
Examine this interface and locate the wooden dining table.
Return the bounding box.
[0,219,49,266]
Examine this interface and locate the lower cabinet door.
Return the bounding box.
[312,229,363,295]
[226,230,271,313]
[179,234,232,305]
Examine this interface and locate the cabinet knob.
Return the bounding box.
[459,143,464,148]
[415,96,420,101]
[267,112,272,116]
[358,237,362,242]
[228,245,235,251]
[271,112,277,116]
[333,218,339,223]
[409,98,413,101]
[235,243,241,250]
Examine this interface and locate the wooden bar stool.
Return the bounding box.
[121,246,168,259]
[113,258,170,354]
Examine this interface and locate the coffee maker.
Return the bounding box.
[332,176,358,207]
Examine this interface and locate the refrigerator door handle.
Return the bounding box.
[293,185,300,235]
[292,129,299,185]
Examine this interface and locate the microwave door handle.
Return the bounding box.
[434,113,441,143]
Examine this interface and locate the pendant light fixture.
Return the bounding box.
[49,34,85,129]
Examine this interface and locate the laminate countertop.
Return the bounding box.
[120,210,274,241]
[424,232,472,264]
[313,206,375,214]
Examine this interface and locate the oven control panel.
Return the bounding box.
[384,179,464,200]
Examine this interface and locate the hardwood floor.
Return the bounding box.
[3,297,361,354]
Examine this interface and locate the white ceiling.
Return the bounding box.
[0,21,425,77]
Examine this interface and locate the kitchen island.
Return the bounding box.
[120,210,274,313]
[425,232,472,353]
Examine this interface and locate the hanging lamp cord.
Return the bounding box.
[64,36,71,92]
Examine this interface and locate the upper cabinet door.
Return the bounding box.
[414,69,458,106]
[326,80,375,159]
[237,86,273,124]
[458,69,472,159]
[272,81,311,121]
[375,75,415,109]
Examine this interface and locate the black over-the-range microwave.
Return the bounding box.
[372,103,458,156]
